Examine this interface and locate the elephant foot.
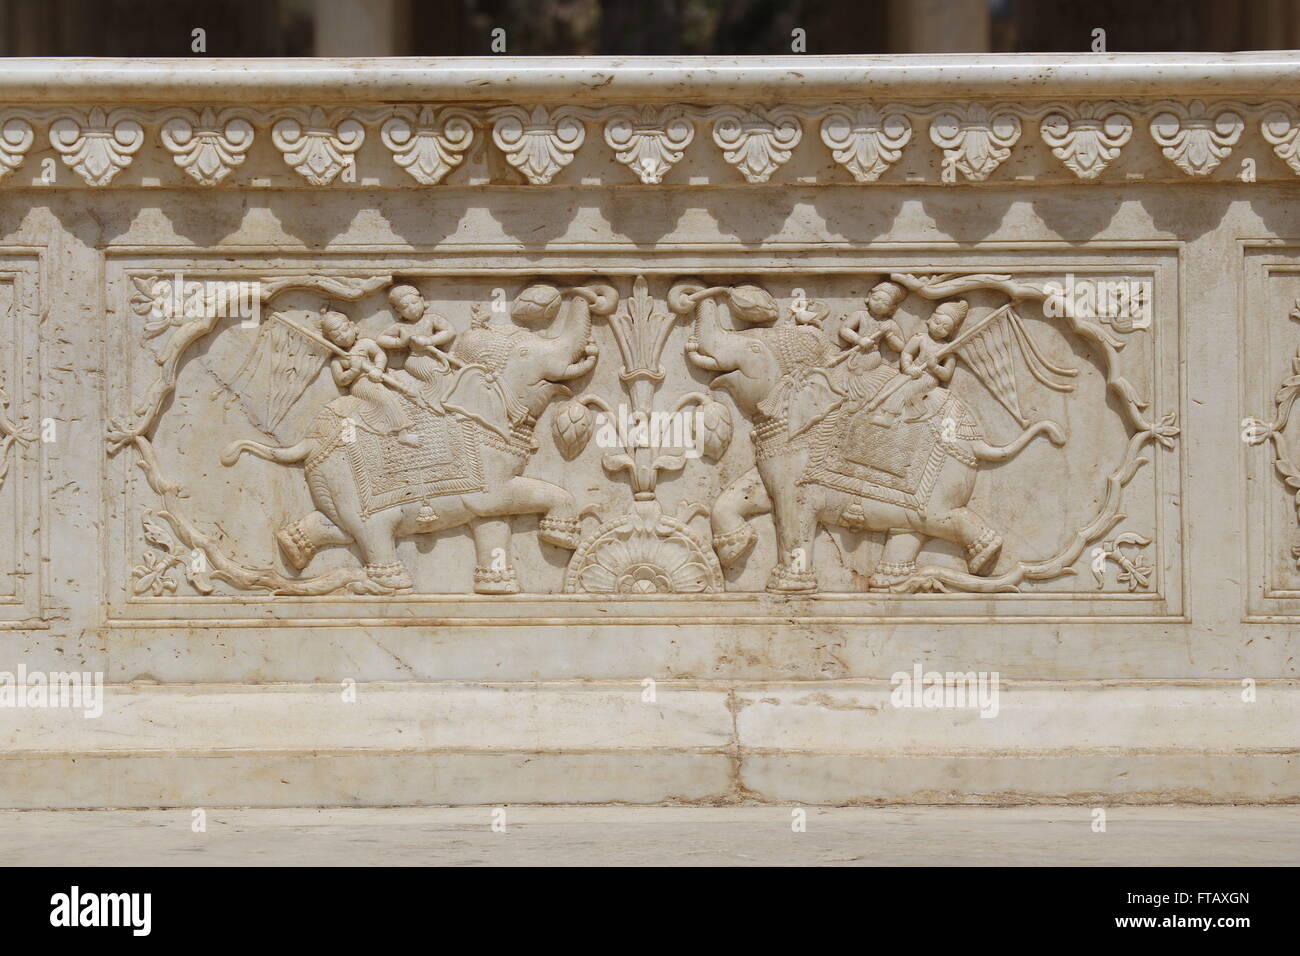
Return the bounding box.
[538,516,581,550]
[474,565,519,594]
[766,563,818,594]
[712,523,756,568]
[276,521,317,572]
[364,561,413,592]
[868,559,917,590]
[966,528,1003,576]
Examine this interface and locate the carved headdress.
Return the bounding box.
[454,306,523,373]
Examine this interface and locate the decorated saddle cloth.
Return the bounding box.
[307,393,485,517]
[802,365,979,513]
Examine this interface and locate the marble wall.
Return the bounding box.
[0,55,1294,805]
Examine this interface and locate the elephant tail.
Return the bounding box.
[970,419,1066,462]
[221,438,315,467]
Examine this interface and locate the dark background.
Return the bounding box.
[0,0,1297,57]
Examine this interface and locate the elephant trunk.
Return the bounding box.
[694,297,726,363]
[549,293,593,369]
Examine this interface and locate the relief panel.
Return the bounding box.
[1242,244,1300,619]
[103,248,1183,624]
[0,254,42,625]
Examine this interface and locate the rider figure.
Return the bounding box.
[321,309,420,448]
[838,280,908,401]
[888,299,968,424]
[379,284,456,398]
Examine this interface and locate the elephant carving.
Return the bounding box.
[221,281,617,593]
[673,279,1067,593]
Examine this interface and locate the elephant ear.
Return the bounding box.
[442,365,513,441]
[788,369,841,436]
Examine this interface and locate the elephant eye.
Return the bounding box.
[518,346,529,356]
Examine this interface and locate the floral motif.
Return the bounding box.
[711,108,801,183]
[603,106,695,184]
[1090,532,1153,591]
[0,117,33,180]
[929,104,1021,182]
[49,107,144,186]
[1149,101,1242,176]
[131,510,214,596]
[1244,305,1300,565]
[380,107,475,185]
[1039,105,1132,180]
[1261,110,1300,175]
[0,386,32,493]
[159,107,254,185]
[491,106,585,185]
[271,107,365,185]
[564,509,723,594]
[552,398,597,460]
[819,106,912,182]
[608,274,676,383]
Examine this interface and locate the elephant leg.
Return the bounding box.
[766,481,818,594]
[918,506,1003,576]
[868,529,927,590]
[276,510,352,572]
[711,467,769,568]
[465,476,581,550]
[350,514,413,592]
[470,517,519,595]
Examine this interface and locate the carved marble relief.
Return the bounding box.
[0,98,1299,187]
[0,260,42,624]
[106,261,1178,607]
[1242,249,1300,617]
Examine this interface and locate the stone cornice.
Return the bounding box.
[4,54,1300,103]
[0,57,1299,187]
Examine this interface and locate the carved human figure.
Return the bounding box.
[378,283,456,397]
[834,280,908,402]
[321,310,419,447]
[222,283,614,593]
[880,298,967,424]
[676,280,1065,593]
